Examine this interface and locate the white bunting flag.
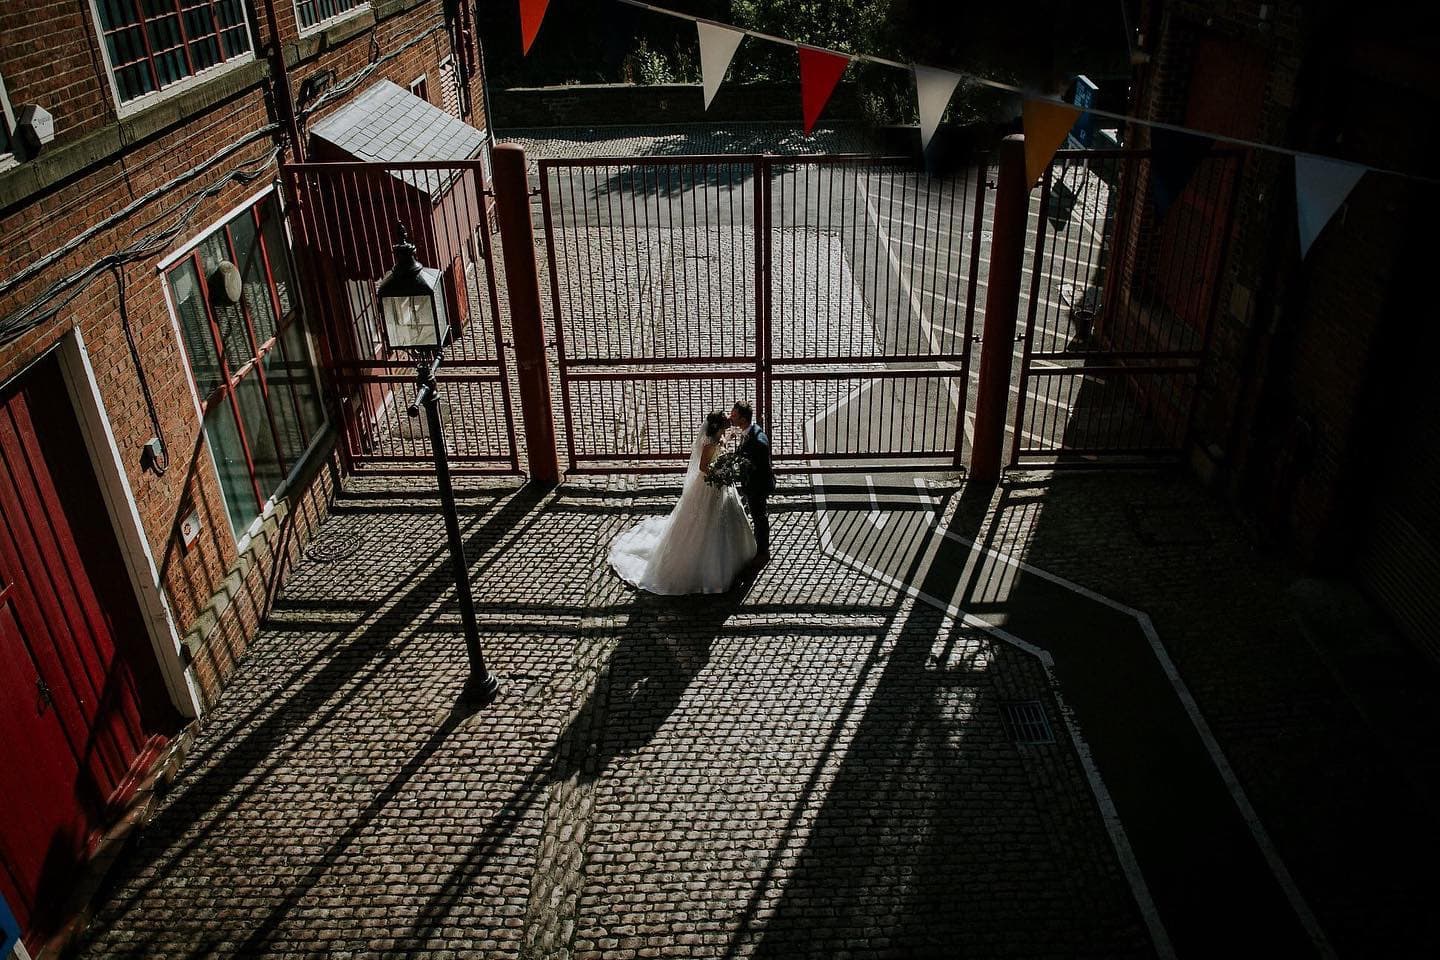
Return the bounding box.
[698,22,745,110]
[1295,155,1367,258]
[914,66,963,152]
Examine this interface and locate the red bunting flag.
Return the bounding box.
[798,46,851,134]
[520,0,550,56]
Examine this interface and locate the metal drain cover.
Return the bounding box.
[1001,700,1056,744]
[304,530,365,563]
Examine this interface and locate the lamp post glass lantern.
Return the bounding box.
[378,225,498,707]
[377,225,449,352]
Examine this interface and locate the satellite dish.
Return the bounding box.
[209,261,243,305]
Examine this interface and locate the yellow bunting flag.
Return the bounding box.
[1022,100,1082,186]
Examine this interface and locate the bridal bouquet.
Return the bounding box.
[705,450,751,488]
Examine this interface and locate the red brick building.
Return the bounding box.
[1115,1,1439,662]
[0,2,490,953]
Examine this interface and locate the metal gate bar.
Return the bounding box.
[539,152,989,474]
[282,159,518,474]
[766,155,987,471]
[539,155,764,474]
[1011,147,1244,466]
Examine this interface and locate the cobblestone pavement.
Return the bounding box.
[78,473,1159,959]
[77,466,1440,958]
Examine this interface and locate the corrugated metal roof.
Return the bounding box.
[310,80,486,194]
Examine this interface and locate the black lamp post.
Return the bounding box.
[377,225,499,707]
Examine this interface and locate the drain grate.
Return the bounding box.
[1001,700,1056,744]
[304,530,365,564]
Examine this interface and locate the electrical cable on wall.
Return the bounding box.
[0,125,280,304]
[0,142,280,346]
[111,261,169,476]
[3,12,451,354]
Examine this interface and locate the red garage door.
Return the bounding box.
[0,351,178,951]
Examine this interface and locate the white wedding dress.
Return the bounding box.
[608,431,758,595]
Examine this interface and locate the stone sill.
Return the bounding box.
[0,59,268,214]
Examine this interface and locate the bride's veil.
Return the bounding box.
[683,427,705,483]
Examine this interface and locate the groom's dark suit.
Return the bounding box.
[738,422,774,559]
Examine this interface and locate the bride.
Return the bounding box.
[609,412,758,595]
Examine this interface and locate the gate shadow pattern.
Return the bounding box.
[76,479,1148,958]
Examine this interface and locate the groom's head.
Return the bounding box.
[729,402,753,429]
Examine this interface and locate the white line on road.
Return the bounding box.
[857,173,968,445]
[866,474,889,529]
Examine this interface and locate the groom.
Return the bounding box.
[729,401,773,570]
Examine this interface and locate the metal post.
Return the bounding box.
[412,357,499,707]
[971,135,1031,484]
[491,142,560,486]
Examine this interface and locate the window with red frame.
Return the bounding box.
[294,0,367,32]
[94,0,252,105]
[166,193,326,537]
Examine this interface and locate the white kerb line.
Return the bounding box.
[856,174,971,446]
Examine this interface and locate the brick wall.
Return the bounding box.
[1124,1,1434,567]
[0,0,487,710]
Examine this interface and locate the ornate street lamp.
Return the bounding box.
[377,225,449,350]
[378,225,499,707]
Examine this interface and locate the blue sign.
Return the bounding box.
[1070,75,1099,147]
[0,890,19,957]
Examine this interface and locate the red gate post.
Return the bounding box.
[970,135,1031,484]
[492,143,560,486]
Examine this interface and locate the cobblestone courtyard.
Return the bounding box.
[77,468,1440,958]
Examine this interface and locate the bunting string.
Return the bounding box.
[613,0,1440,187]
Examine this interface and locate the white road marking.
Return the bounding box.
[857,174,964,425]
[866,474,888,529]
[905,478,1336,960]
[810,479,1172,958]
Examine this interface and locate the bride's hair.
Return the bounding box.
[703,411,728,440]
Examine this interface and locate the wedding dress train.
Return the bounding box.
[608,432,757,595]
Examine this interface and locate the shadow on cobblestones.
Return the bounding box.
[81,482,552,956]
[76,476,1176,959]
[558,591,739,783]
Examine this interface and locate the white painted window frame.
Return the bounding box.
[409,73,429,101]
[0,72,17,172]
[85,0,257,119]
[293,0,371,38]
[156,184,329,553]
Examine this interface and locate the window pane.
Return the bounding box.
[199,232,253,368]
[230,209,277,347]
[296,0,364,31]
[168,259,224,399]
[204,398,258,537]
[258,199,296,320]
[233,375,286,500]
[263,349,308,464]
[276,318,326,445]
[97,0,252,104]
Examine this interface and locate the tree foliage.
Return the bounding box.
[481,0,1129,123]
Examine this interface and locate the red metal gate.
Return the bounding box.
[538,154,989,473]
[282,160,518,474]
[1010,147,1244,466]
[0,352,176,950]
[539,155,764,473]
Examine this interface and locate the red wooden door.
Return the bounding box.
[0,582,85,942]
[0,352,177,948]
